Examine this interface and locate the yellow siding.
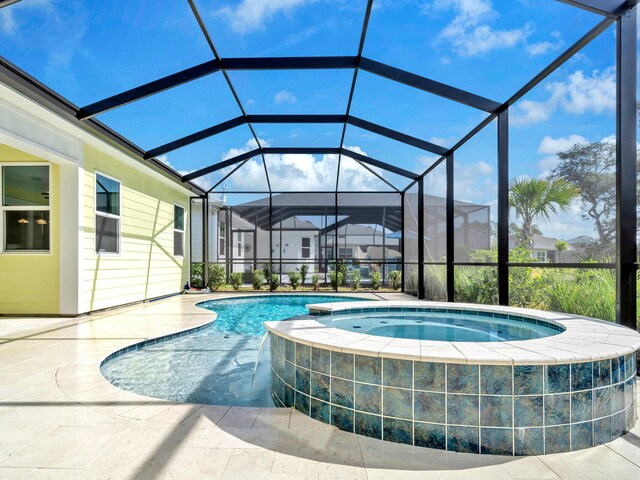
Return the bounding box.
[81,145,190,313]
[0,145,59,314]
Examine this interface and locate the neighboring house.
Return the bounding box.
[0,82,201,315]
[565,236,598,262]
[190,193,489,282]
[508,234,576,263]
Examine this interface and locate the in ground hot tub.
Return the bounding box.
[265,301,640,455]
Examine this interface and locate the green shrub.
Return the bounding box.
[270,273,280,291]
[299,264,309,286]
[351,269,361,290]
[389,270,402,290]
[230,272,243,291]
[311,274,320,291]
[329,270,343,289]
[543,268,616,321]
[208,264,226,291]
[288,271,301,290]
[336,260,348,286]
[190,263,204,288]
[405,266,418,294]
[454,265,498,304]
[252,270,265,290]
[370,271,382,290]
[262,264,272,281]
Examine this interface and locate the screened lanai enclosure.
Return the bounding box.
[0,0,637,329]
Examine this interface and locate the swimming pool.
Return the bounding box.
[316,310,563,342]
[100,295,361,407]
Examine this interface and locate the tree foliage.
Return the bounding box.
[509,177,579,248]
[550,141,616,257]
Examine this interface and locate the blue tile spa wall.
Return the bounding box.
[270,334,638,455]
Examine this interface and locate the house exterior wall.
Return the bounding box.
[0,146,60,314]
[79,145,191,313]
[1,83,198,315]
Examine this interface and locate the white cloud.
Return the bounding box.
[221,137,267,160]
[274,90,297,104]
[537,134,588,155]
[510,99,554,126]
[537,200,594,240]
[526,31,563,57]
[428,136,450,146]
[0,0,51,35]
[216,141,389,191]
[156,155,215,191]
[0,8,16,35]
[431,0,532,57]
[511,67,616,126]
[216,0,309,34]
[476,160,493,175]
[552,68,616,115]
[535,134,588,177]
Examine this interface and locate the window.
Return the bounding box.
[338,247,354,259]
[174,204,185,257]
[301,237,311,259]
[95,173,120,254]
[534,250,547,262]
[237,241,242,257]
[219,216,226,258]
[1,164,50,252]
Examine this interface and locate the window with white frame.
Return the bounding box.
[95,173,120,254]
[534,250,547,262]
[218,216,226,258]
[301,237,311,258]
[1,164,50,252]
[174,204,185,257]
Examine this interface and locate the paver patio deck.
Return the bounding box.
[0,292,638,479]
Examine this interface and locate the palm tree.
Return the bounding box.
[509,178,579,249]
[509,222,542,246]
[555,240,568,263]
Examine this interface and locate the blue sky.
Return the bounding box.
[0,0,634,240]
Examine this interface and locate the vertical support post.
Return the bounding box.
[400,191,405,293]
[497,110,509,306]
[279,213,283,289]
[335,191,339,292]
[382,207,387,285]
[269,193,273,287]
[418,177,425,299]
[202,195,209,288]
[616,5,637,329]
[227,204,232,283]
[446,153,455,302]
[253,208,258,272]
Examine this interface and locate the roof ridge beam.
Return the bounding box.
[222,56,358,70]
[359,57,501,113]
[262,147,341,155]
[341,148,419,179]
[145,116,245,159]
[182,149,261,182]
[347,115,448,156]
[77,60,220,120]
[248,114,346,123]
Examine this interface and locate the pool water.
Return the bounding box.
[100,295,357,407]
[317,310,563,341]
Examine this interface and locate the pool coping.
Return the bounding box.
[264,301,640,365]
